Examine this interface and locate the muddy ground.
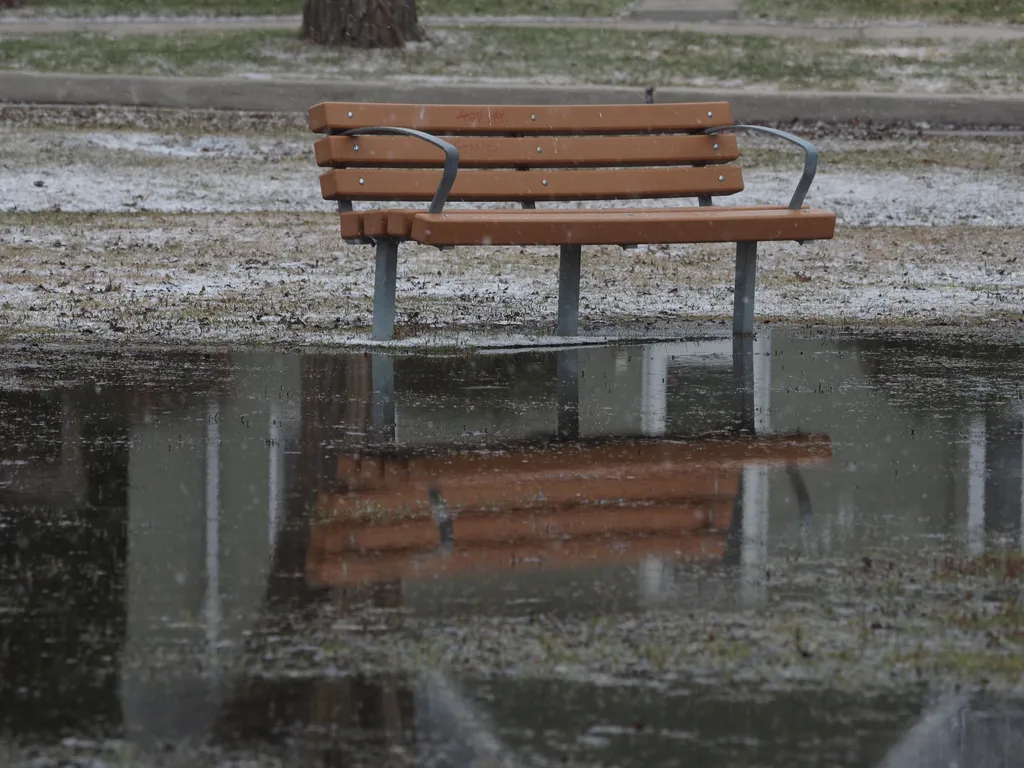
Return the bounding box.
[1,105,1022,346]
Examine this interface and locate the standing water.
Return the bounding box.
[1,328,1023,767]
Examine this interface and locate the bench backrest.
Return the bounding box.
[309,101,743,206]
[304,434,831,586]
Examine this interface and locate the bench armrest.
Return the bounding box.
[337,126,460,214]
[705,125,819,210]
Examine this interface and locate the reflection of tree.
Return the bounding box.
[0,390,130,739]
[0,349,235,742]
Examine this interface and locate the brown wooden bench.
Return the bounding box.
[306,434,831,586]
[308,101,837,341]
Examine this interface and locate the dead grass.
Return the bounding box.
[1,211,1022,346]
[744,0,1024,22]
[2,27,1024,94]
[19,0,632,17]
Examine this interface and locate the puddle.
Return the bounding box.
[1,328,1023,766]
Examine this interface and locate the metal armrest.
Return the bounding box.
[337,126,460,214]
[705,124,819,210]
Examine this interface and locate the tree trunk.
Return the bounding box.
[301,0,422,49]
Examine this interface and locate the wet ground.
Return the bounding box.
[2,106,1023,341]
[2,327,1024,766]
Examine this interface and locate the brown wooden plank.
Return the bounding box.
[350,207,781,240]
[340,211,365,239]
[339,204,805,240]
[312,499,733,554]
[336,434,830,490]
[314,134,740,168]
[410,208,838,246]
[320,167,744,203]
[318,472,737,519]
[308,101,733,134]
[306,532,727,586]
[316,435,830,517]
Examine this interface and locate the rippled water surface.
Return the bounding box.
[2,329,1023,766]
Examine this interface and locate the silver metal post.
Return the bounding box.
[968,415,986,556]
[556,349,580,441]
[740,460,769,608]
[372,238,399,341]
[732,335,755,433]
[371,353,396,444]
[640,344,668,437]
[268,399,282,551]
[557,244,581,336]
[733,241,758,336]
[204,399,221,672]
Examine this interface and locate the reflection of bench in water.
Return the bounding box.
[307,434,831,587]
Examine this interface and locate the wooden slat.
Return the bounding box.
[320,167,744,203]
[309,102,733,135]
[345,204,806,240]
[334,435,830,490]
[314,435,830,517]
[314,134,740,168]
[410,208,838,246]
[318,471,737,519]
[312,500,733,554]
[340,210,367,239]
[306,533,727,586]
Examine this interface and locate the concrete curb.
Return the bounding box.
[2,71,1024,125]
[631,0,740,22]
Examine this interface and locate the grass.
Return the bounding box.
[16,0,633,17]
[2,26,1024,94]
[744,143,1024,174]
[742,0,1024,22]
[10,0,1024,21]
[14,0,297,14]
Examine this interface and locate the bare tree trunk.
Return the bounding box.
[301,0,422,49]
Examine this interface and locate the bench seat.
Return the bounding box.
[309,100,838,340]
[306,433,831,586]
[409,207,836,247]
[341,204,824,241]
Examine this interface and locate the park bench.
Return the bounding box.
[306,434,832,586]
[308,101,837,341]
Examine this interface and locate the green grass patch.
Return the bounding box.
[21,0,632,17]
[2,26,1023,94]
[21,0,298,15]
[743,0,1024,23]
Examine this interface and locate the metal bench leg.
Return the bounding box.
[370,353,395,443]
[372,238,399,341]
[733,241,758,336]
[556,348,580,441]
[732,335,755,433]
[557,244,581,336]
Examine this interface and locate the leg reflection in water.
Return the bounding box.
[430,487,454,556]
